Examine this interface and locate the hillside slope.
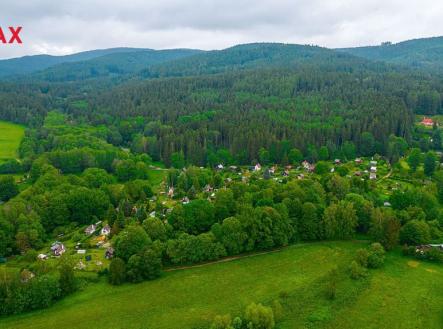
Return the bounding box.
[339,36,443,71]
[0,48,153,78]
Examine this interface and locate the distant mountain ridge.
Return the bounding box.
[0,48,152,78]
[1,35,443,82]
[338,36,443,70]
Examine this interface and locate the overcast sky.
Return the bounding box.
[0,0,442,59]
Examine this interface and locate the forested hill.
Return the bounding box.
[338,36,443,71]
[138,43,377,79]
[0,47,153,78]
[0,40,443,165]
[28,48,204,82]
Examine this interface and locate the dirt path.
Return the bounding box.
[164,248,284,272]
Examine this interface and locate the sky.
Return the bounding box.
[0,0,443,59]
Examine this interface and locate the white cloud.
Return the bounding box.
[0,0,442,58]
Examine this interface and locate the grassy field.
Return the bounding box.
[0,120,24,161]
[1,241,442,329]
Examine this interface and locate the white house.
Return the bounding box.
[85,224,96,235]
[101,224,111,236]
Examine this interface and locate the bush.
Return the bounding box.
[349,261,367,280]
[355,248,369,267]
[244,302,275,329]
[367,243,385,269]
[400,220,431,245]
[324,268,338,300]
[210,314,232,329]
[109,257,126,285]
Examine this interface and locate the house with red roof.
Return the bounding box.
[421,117,435,127]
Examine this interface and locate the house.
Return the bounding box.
[370,160,377,166]
[51,242,66,256]
[302,160,310,169]
[204,184,213,193]
[269,166,275,175]
[85,224,96,235]
[297,173,304,179]
[254,163,262,171]
[105,247,114,259]
[370,166,377,173]
[383,201,391,207]
[149,211,156,218]
[168,186,174,198]
[37,253,48,260]
[229,166,238,171]
[216,164,224,170]
[369,173,377,180]
[302,160,315,172]
[334,159,341,165]
[355,158,362,164]
[355,171,362,177]
[330,168,335,173]
[182,196,190,204]
[421,117,435,127]
[77,249,86,254]
[282,169,290,177]
[101,224,111,236]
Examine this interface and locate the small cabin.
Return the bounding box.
[85,224,96,235]
[51,242,66,256]
[421,117,435,127]
[101,224,111,236]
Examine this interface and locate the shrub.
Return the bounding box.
[367,243,385,269]
[355,248,369,267]
[349,261,367,280]
[109,257,126,285]
[210,314,232,329]
[244,302,275,329]
[400,220,431,245]
[325,268,338,300]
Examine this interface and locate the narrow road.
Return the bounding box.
[164,248,283,272]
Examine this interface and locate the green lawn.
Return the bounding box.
[1,241,442,329]
[0,120,25,161]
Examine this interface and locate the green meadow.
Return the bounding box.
[1,241,442,329]
[0,120,24,162]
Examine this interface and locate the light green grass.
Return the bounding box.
[0,121,25,161]
[1,242,442,329]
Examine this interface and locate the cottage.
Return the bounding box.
[369,173,377,180]
[105,247,114,259]
[421,117,435,127]
[51,242,66,256]
[355,158,362,164]
[370,166,377,173]
[229,166,238,171]
[149,211,156,218]
[254,163,262,171]
[77,249,86,254]
[204,184,213,193]
[334,159,341,165]
[216,164,224,170]
[282,169,290,177]
[370,160,377,166]
[101,224,111,236]
[354,171,362,177]
[167,186,174,198]
[37,253,48,260]
[182,196,190,204]
[85,224,96,235]
[383,201,392,207]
